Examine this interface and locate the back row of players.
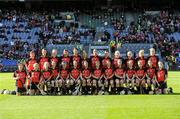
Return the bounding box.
[13,48,168,96]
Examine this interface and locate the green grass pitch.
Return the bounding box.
[0,71,180,119]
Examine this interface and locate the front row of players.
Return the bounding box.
[13,58,168,96]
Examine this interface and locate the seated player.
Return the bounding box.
[147,48,159,69]
[70,60,81,95]
[92,61,103,95]
[102,51,112,70]
[104,61,114,94]
[135,49,146,69]
[29,63,41,95]
[40,62,52,94]
[90,49,101,70]
[72,48,81,69]
[126,60,136,94]
[113,50,124,69]
[114,59,126,94]
[81,61,91,94]
[13,63,27,96]
[51,61,59,95]
[156,61,168,94]
[125,51,135,68]
[146,60,157,93]
[136,60,147,94]
[39,49,49,70]
[60,49,71,70]
[59,62,69,95]
[50,49,59,66]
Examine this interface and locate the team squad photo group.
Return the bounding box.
[13,47,169,96]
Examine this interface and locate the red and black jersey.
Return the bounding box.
[126,68,136,79]
[147,55,159,68]
[136,68,146,79]
[39,57,49,70]
[14,70,27,88]
[71,68,81,79]
[113,57,124,69]
[125,58,135,68]
[102,57,112,69]
[60,69,69,80]
[41,70,51,80]
[72,55,81,68]
[82,69,91,79]
[156,69,167,82]
[51,68,59,79]
[136,57,147,68]
[50,57,59,65]
[60,56,71,70]
[115,68,125,78]
[29,70,41,83]
[104,68,114,79]
[90,56,101,69]
[92,69,103,79]
[26,58,38,71]
[146,67,156,79]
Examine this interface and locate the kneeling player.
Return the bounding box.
[40,62,52,94]
[70,60,81,95]
[51,61,59,95]
[104,61,114,94]
[156,61,168,94]
[81,61,91,94]
[29,63,41,95]
[114,59,126,94]
[13,63,27,96]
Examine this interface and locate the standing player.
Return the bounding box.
[126,60,136,94]
[102,51,112,70]
[60,50,71,70]
[125,51,135,68]
[13,63,27,96]
[28,63,41,95]
[136,49,147,69]
[39,49,49,70]
[81,61,91,94]
[90,49,101,70]
[81,50,90,69]
[147,48,159,69]
[136,60,147,94]
[114,59,126,94]
[156,61,168,94]
[50,49,59,67]
[72,48,81,69]
[104,61,114,94]
[70,60,81,95]
[113,50,124,69]
[39,62,52,94]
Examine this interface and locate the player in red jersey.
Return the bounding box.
[72,48,81,69]
[135,49,147,69]
[13,63,27,96]
[114,59,126,94]
[81,60,91,94]
[50,61,59,95]
[90,49,101,70]
[126,60,136,94]
[125,51,135,68]
[92,61,103,95]
[39,62,52,94]
[60,49,71,70]
[70,60,81,95]
[113,50,124,69]
[156,61,168,94]
[136,60,147,94]
[146,60,157,93]
[102,51,112,70]
[81,50,90,69]
[104,61,114,94]
[28,63,41,95]
[50,49,59,68]
[59,62,70,95]
[147,48,159,69]
[39,49,49,70]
